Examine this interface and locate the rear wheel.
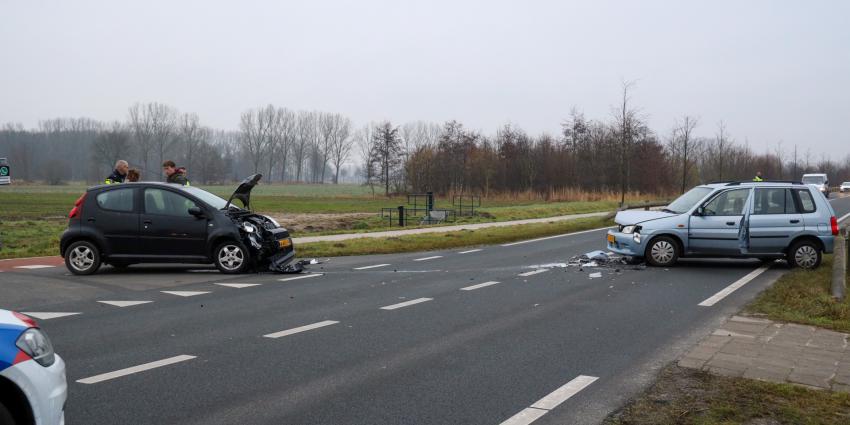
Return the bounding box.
[65,240,101,275]
[213,241,251,274]
[645,236,679,267]
[788,240,821,269]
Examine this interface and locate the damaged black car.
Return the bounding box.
[60,174,298,275]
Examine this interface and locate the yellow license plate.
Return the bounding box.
[278,239,292,248]
[607,234,615,243]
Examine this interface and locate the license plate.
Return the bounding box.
[278,239,292,248]
[607,234,615,243]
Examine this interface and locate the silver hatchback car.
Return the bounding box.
[607,181,839,268]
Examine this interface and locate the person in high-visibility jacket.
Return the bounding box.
[104,160,129,184]
[753,171,764,182]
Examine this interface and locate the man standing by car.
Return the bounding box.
[104,160,129,184]
[163,160,190,185]
[753,171,764,182]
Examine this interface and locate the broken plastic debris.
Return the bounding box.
[585,250,609,261]
[589,272,602,278]
[584,261,598,267]
[527,263,567,269]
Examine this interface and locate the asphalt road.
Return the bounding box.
[2,195,849,425]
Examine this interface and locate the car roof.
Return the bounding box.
[700,181,810,189]
[88,182,190,191]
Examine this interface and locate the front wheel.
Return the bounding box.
[213,241,251,274]
[65,240,101,275]
[645,236,679,267]
[787,240,821,269]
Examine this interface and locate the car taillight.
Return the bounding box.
[831,216,839,236]
[69,192,86,218]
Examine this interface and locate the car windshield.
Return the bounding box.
[181,187,232,210]
[802,175,826,184]
[665,186,713,214]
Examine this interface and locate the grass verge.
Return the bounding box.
[296,217,613,257]
[746,254,850,333]
[605,364,850,425]
[0,219,66,259]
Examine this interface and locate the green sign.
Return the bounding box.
[0,166,8,176]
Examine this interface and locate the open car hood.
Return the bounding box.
[225,174,262,210]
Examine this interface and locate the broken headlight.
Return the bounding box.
[242,222,257,233]
[263,215,280,228]
[620,225,636,234]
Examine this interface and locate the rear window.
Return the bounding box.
[793,189,817,213]
[96,188,134,212]
[754,188,797,215]
[802,175,826,185]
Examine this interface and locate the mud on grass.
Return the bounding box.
[605,364,850,425]
[295,217,613,257]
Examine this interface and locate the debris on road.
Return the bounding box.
[525,250,646,280]
[589,272,602,279]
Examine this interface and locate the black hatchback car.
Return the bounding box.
[60,174,296,275]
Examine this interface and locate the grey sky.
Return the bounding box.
[2,0,849,157]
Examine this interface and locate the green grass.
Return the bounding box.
[296,217,613,257]
[747,254,850,333]
[0,219,66,259]
[606,365,850,425]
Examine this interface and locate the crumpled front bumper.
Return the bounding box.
[606,230,644,257]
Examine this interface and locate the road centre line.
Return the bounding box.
[14,265,55,269]
[278,273,324,282]
[413,256,443,261]
[353,264,390,270]
[214,283,261,288]
[263,320,339,339]
[460,281,499,291]
[161,290,209,297]
[76,355,196,385]
[21,312,80,320]
[501,227,612,247]
[518,269,548,277]
[698,265,770,307]
[380,298,433,310]
[500,375,599,425]
[97,301,152,307]
[458,249,482,254]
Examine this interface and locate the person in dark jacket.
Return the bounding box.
[163,160,190,186]
[127,168,141,182]
[105,160,129,184]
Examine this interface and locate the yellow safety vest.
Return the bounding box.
[753,176,763,182]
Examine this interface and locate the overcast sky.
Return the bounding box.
[2,0,849,157]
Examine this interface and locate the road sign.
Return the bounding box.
[0,166,9,176]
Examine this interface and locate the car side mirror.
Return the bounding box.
[188,206,204,218]
[695,206,705,216]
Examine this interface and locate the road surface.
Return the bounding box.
[1,195,848,425]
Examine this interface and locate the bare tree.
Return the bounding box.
[91,121,130,170]
[327,113,353,184]
[354,124,377,194]
[239,105,274,174]
[177,113,203,174]
[673,115,699,193]
[612,80,641,205]
[293,111,316,181]
[714,120,728,181]
[128,102,178,178]
[774,140,785,180]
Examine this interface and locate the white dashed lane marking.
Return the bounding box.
[214,283,261,288]
[76,355,197,385]
[161,290,210,297]
[500,375,599,425]
[458,249,482,254]
[353,264,390,270]
[380,298,433,310]
[97,301,152,308]
[14,265,56,269]
[278,273,324,282]
[460,281,499,291]
[413,256,443,262]
[698,265,770,307]
[21,312,80,320]
[518,269,548,277]
[263,320,339,338]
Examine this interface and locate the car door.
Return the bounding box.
[92,187,139,256]
[139,187,208,259]
[748,188,803,254]
[688,188,751,254]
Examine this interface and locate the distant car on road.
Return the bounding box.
[60,174,297,275]
[607,181,838,268]
[840,182,850,193]
[802,173,829,198]
[0,309,66,425]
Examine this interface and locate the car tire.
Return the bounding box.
[0,401,16,425]
[213,241,251,274]
[787,240,821,269]
[645,236,679,267]
[65,240,101,275]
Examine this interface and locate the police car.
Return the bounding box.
[0,310,66,425]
